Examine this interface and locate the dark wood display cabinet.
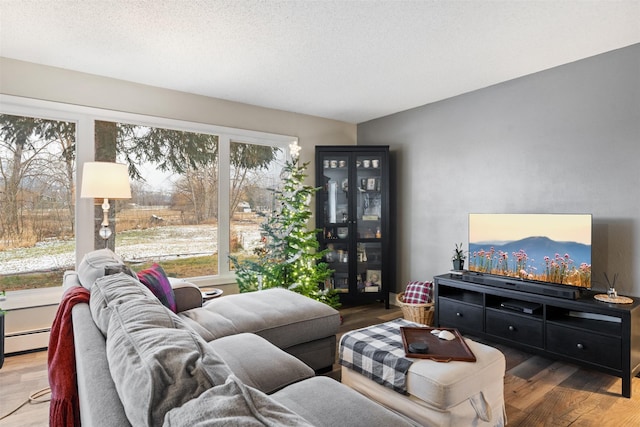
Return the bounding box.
[434,273,640,398]
[315,146,390,308]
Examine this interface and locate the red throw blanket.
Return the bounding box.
[48,286,91,427]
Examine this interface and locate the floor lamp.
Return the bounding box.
[81,162,132,246]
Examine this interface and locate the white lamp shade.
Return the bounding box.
[80,162,132,199]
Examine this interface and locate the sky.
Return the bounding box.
[469,213,592,245]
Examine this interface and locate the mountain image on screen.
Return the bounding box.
[469,236,591,288]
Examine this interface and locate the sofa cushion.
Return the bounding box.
[89,273,233,426]
[77,248,132,289]
[163,375,314,426]
[90,272,158,335]
[209,333,314,394]
[179,288,340,348]
[271,376,416,427]
[136,263,177,312]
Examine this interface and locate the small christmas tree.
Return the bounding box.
[230,142,340,309]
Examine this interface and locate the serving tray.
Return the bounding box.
[400,326,476,362]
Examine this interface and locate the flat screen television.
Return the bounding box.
[468,214,592,293]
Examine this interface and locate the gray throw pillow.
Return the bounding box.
[77,248,129,289]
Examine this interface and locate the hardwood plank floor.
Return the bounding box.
[0,350,49,427]
[1,303,638,426]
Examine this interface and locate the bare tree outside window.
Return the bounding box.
[0,113,76,290]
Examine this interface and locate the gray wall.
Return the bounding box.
[359,43,640,298]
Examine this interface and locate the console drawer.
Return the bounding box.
[438,297,483,333]
[546,323,621,370]
[486,309,543,348]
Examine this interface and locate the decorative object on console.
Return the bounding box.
[594,294,633,304]
[593,272,633,303]
[80,162,131,246]
[452,242,466,271]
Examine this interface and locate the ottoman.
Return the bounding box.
[340,319,506,427]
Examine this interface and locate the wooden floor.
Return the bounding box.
[1,304,639,426]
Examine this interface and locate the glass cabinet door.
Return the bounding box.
[318,153,351,294]
[355,153,383,294]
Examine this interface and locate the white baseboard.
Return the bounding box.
[3,287,61,355]
[5,330,50,354]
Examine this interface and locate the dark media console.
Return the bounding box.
[434,273,640,398]
[461,271,581,300]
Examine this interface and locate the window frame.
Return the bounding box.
[0,94,296,287]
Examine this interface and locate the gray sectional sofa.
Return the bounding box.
[63,249,417,426]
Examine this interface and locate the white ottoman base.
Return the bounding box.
[341,338,507,427]
[342,367,505,426]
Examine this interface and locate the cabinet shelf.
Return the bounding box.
[434,274,640,398]
[485,305,544,321]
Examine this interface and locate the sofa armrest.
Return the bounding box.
[72,303,131,426]
[171,280,203,312]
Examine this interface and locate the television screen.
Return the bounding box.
[468,213,592,288]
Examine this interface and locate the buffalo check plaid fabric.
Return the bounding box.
[403,280,433,304]
[339,318,419,394]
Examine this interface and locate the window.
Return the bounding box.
[228,141,286,270]
[98,120,221,278]
[0,95,295,290]
[0,112,76,291]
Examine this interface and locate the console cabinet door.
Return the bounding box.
[438,298,483,334]
[486,309,543,348]
[546,324,622,370]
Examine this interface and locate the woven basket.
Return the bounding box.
[396,292,435,326]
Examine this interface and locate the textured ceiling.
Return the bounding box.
[1,0,639,123]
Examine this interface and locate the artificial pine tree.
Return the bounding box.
[230,142,340,309]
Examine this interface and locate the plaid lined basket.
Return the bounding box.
[396,281,435,326]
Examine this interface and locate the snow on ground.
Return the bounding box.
[0,241,76,275]
[0,224,262,275]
